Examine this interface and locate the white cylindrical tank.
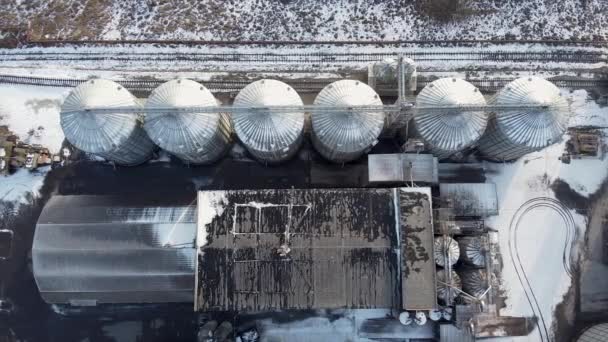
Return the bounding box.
[414,78,488,159]
[144,79,232,164]
[312,80,385,163]
[232,79,305,163]
[60,79,155,166]
[434,236,460,267]
[458,237,486,267]
[477,77,570,161]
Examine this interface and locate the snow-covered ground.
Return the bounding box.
[0,43,605,75]
[483,91,608,341]
[2,0,607,41]
[0,84,69,202]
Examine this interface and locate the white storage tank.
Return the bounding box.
[232,79,305,163]
[312,80,385,163]
[414,78,488,159]
[477,77,570,161]
[60,79,155,166]
[144,79,232,164]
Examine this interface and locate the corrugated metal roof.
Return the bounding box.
[196,188,435,312]
[311,80,385,163]
[60,79,155,165]
[439,183,499,217]
[33,196,196,305]
[577,323,608,342]
[144,79,232,164]
[368,153,439,184]
[400,188,437,311]
[415,78,488,158]
[440,324,475,342]
[232,79,305,163]
[477,77,570,161]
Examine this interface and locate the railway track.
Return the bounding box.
[508,197,579,342]
[24,39,608,48]
[0,75,606,94]
[0,51,606,64]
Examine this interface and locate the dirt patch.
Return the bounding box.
[551,178,590,215]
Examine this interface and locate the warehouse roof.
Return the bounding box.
[33,196,197,305]
[195,187,435,311]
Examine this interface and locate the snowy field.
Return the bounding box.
[1,0,607,41]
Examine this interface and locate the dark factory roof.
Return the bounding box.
[33,196,197,305]
[195,188,436,312]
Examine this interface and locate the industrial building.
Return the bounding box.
[32,196,197,305]
[40,57,580,341]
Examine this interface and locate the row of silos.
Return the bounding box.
[413,77,570,161]
[60,79,386,166]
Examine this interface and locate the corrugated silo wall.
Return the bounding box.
[170,112,233,165]
[476,116,538,161]
[98,126,156,166]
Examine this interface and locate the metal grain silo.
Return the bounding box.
[144,79,232,164]
[312,80,385,163]
[459,269,489,300]
[477,77,570,161]
[232,79,305,163]
[436,270,461,303]
[414,78,488,159]
[434,236,460,267]
[458,237,486,267]
[61,79,155,166]
[577,324,608,342]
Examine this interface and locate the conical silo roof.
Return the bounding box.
[434,236,460,267]
[458,237,486,267]
[459,269,489,300]
[414,78,488,158]
[60,79,155,165]
[232,79,305,163]
[492,77,569,149]
[144,79,232,164]
[436,270,461,303]
[312,80,385,163]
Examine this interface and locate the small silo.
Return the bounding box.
[477,77,570,161]
[459,269,489,300]
[312,80,385,163]
[232,79,305,163]
[434,236,460,267]
[61,79,155,166]
[436,270,461,303]
[144,79,232,164]
[458,237,486,267]
[414,78,488,159]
